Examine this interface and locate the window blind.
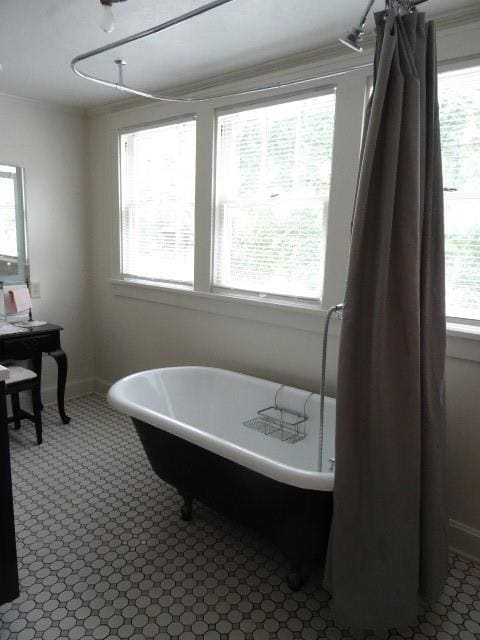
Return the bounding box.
[214,93,336,300]
[120,119,196,285]
[439,67,480,322]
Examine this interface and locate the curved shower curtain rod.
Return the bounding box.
[71,0,429,103]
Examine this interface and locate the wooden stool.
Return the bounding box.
[4,366,42,445]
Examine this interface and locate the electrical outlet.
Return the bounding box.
[30,282,41,298]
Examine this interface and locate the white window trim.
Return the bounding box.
[214,84,336,116]
[111,73,365,312]
[212,87,337,302]
[111,277,325,333]
[447,320,480,339]
[439,60,480,327]
[110,277,480,362]
[117,114,197,286]
[109,53,480,356]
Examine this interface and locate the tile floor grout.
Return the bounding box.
[0,394,479,640]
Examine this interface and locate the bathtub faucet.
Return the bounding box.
[333,303,344,319]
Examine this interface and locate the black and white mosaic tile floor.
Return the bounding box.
[1,394,480,640]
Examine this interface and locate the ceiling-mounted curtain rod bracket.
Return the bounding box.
[340,0,430,52]
[114,59,127,86]
[386,0,429,16]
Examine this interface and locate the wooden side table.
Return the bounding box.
[0,323,70,424]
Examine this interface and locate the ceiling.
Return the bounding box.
[0,0,477,109]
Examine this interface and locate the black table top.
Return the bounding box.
[0,323,63,340]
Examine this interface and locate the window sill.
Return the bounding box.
[111,277,328,333]
[446,321,480,362]
[110,279,480,362]
[447,322,480,340]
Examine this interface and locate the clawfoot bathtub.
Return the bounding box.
[108,366,335,589]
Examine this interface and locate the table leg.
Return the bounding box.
[48,349,70,425]
[31,352,43,410]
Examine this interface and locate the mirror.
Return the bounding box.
[0,164,28,283]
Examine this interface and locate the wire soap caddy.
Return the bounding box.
[243,386,313,444]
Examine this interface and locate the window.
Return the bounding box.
[213,93,336,301]
[120,119,196,285]
[439,67,480,322]
[0,164,27,283]
[0,167,18,259]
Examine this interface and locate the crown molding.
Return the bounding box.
[87,40,365,117]
[0,90,86,116]
[435,2,480,30]
[87,2,480,117]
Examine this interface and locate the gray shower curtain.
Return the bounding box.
[324,11,448,629]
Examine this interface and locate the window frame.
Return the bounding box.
[438,58,480,328]
[111,58,480,341]
[117,113,198,288]
[114,82,352,315]
[104,43,480,361]
[0,164,28,284]
[211,87,337,304]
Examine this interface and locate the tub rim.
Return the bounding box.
[107,366,335,492]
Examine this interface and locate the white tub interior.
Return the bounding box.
[108,366,335,491]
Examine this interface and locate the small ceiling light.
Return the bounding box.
[100,0,127,34]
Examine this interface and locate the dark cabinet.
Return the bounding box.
[0,379,19,605]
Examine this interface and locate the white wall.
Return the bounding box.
[87,17,480,558]
[0,93,94,401]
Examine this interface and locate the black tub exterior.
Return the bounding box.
[133,418,333,588]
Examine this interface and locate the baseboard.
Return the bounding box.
[41,377,95,406]
[93,377,112,395]
[449,519,480,562]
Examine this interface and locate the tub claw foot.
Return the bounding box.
[287,570,304,592]
[180,495,193,522]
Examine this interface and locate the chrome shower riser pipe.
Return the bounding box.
[319,303,343,471]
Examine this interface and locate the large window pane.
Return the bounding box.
[0,169,18,259]
[439,67,480,321]
[214,93,336,300]
[120,119,196,285]
[0,164,27,282]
